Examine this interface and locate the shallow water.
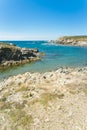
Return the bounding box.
[0,41,87,80]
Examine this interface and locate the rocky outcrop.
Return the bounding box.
[0,67,87,130]
[56,36,87,46]
[48,40,55,43]
[0,42,42,69]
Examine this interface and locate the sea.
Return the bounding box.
[0,41,87,80]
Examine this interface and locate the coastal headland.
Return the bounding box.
[0,42,42,69]
[55,36,87,46]
[0,67,87,129]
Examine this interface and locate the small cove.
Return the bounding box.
[0,41,87,80]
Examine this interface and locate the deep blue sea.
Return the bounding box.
[0,41,87,80]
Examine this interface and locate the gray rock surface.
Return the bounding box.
[0,42,41,68]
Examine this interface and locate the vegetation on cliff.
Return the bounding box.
[56,36,87,46]
[58,36,87,41]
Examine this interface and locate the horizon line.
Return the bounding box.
[0,39,49,41]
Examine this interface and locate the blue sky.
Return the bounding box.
[0,0,87,40]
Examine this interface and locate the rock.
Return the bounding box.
[0,42,42,69]
[56,36,87,46]
[34,118,40,126]
[45,118,50,122]
[48,40,55,43]
[0,67,87,130]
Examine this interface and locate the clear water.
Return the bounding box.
[0,41,87,80]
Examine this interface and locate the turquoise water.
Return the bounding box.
[0,41,87,80]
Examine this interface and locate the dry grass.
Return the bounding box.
[58,36,87,41]
[0,92,12,110]
[66,82,87,95]
[15,85,28,92]
[28,98,39,106]
[40,92,64,107]
[83,88,87,95]
[66,83,81,94]
[0,101,12,110]
[9,109,33,128]
[12,102,26,109]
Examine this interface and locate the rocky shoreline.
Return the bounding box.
[0,42,42,69]
[55,36,87,46]
[0,67,87,130]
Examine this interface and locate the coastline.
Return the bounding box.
[55,36,87,46]
[0,67,87,129]
[0,42,42,69]
[0,57,41,70]
[0,40,87,129]
[1,0,87,129]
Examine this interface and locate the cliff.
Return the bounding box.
[0,42,41,69]
[56,36,87,46]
